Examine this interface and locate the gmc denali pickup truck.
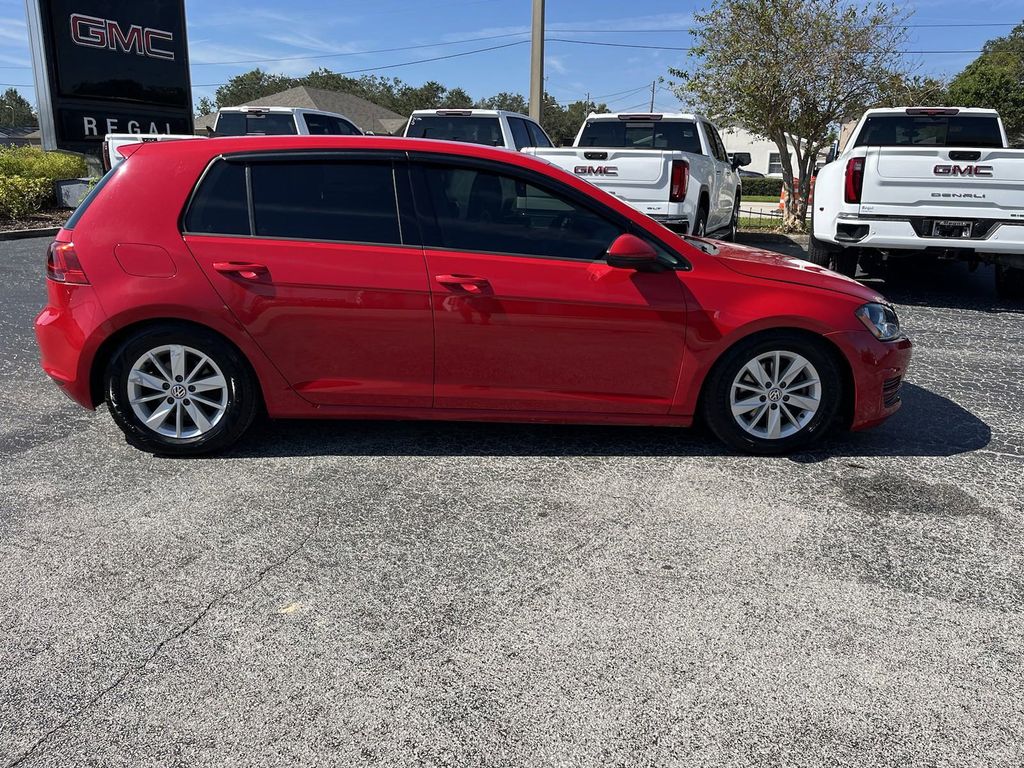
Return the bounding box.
[810,107,1024,299]
[526,112,750,237]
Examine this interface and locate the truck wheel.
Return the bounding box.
[693,204,708,236]
[806,233,835,267]
[723,200,740,241]
[995,265,1024,301]
[807,234,857,278]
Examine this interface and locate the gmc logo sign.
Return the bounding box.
[574,165,618,176]
[70,13,175,60]
[934,164,993,178]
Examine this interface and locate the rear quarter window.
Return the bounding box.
[183,161,250,235]
[64,166,117,229]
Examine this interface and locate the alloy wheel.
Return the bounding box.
[729,350,822,440]
[127,344,229,439]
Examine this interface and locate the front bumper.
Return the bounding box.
[825,329,913,431]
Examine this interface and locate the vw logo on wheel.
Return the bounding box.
[767,388,783,402]
[171,384,187,399]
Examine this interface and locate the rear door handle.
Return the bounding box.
[434,274,492,295]
[213,261,268,280]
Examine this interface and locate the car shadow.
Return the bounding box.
[225,383,989,462]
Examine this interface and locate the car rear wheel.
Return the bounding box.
[702,333,843,455]
[105,326,259,456]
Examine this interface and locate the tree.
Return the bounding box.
[670,0,911,229]
[477,92,529,113]
[948,23,1024,145]
[214,68,295,107]
[0,88,35,127]
[195,96,216,117]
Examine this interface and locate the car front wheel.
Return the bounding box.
[105,326,260,456]
[702,333,843,454]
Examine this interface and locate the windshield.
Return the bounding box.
[406,115,503,146]
[215,112,298,136]
[854,115,1003,148]
[578,121,703,153]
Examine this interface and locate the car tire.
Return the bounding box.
[105,325,260,456]
[693,202,709,237]
[702,332,843,455]
[995,265,1024,301]
[722,199,740,241]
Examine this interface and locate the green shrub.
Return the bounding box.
[0,175,52,219]
[0,147,87,183]
[740,176,785,197]
[0,147,88,219]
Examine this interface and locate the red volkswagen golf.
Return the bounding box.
[35,136,911,456]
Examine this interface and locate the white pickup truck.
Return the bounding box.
[811,107,1024,299]
[525,112,749,238]
[102,106,363,170]
[404,109,554,150]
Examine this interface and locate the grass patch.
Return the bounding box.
[742,195,780,203]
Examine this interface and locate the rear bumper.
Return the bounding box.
[34,281,108,409]
[824,216,1024,260]
[825,330,913,431]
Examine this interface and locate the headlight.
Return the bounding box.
[855,303,901,341]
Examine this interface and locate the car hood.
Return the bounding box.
[710,242,886,303]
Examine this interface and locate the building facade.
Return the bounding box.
[720,127,828,177]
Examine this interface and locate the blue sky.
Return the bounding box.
[0,0,1021,113]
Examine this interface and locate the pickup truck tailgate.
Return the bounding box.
[862,147,1024,215]
[528,148,676,203]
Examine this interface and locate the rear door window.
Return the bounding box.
[405,115,504,146]
[507,117,532,150]
[249,160,401,244]
[183,161,250,235]
[854,115,1004,148]
[216,112,298,136]
[578,121,703,153]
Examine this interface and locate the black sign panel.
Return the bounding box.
[33,0,193,151]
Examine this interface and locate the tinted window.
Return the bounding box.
[578,120,703,153]
[707,125,728,162]
[250,161,400,244]
[420,164,621,261]
[304,114,361,135]
[183,161,250,235]
[507,117,531,150]
[216,112,298,136]
[527,121,553,148]
[854,115,1004,148]
[406,115,503,146]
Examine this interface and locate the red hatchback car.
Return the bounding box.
[36,136,911,455]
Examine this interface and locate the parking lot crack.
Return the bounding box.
[4,509,323,768]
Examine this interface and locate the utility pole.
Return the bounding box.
[530,0,544,122]
[649,80,656,112]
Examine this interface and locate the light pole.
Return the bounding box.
[529,0,544,122]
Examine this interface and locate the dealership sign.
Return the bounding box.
[26,0,193,151]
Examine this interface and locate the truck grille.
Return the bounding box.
[882,376,903,408]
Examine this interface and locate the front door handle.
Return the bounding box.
[434,274,492,295]
[213,261,269,280]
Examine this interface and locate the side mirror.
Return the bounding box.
[606,234,659,269]
[730,152,752,170]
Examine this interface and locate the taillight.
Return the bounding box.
[669,159,689,203]
[844,157,865,204]
[46,241,89,285]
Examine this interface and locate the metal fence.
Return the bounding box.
[738,206,810,230]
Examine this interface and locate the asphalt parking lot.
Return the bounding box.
[1,233,1022,767]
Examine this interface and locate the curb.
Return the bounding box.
[0,227,60,242]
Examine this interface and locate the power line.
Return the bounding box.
[189,39,529,87]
